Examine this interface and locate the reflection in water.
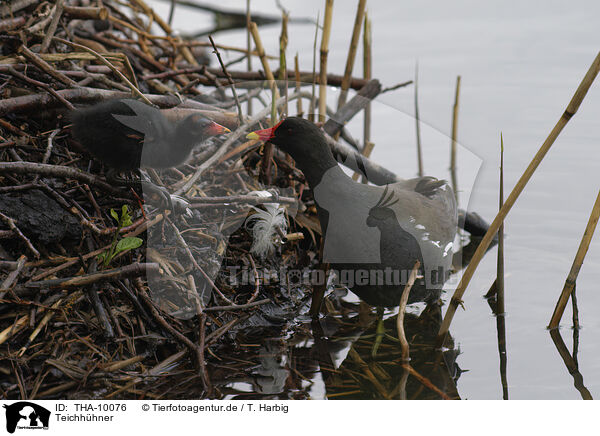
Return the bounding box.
[549,329,592,400]
[214,297,461,400]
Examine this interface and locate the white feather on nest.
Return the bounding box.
[245,191,288,258]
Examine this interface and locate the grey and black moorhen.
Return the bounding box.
[70,99,230,206]
[247,117,457,308]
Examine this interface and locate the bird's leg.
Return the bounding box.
[106,168,174,211]
[371,306,385,358]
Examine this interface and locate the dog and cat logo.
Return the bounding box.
[2,402,50,433]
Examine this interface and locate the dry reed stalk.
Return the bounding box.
[450,75,461,201]
[352,12,372,182]
[497,133,508,399]
[548,189,600,328]
[318,0,334,123]
[279,10,289,116]
[336,0,367,110]
[248,22,280,105]
[295,53,303,116]
[397,260,420,362]
[497,133,505,313]
[414,62,424,177]
[436,51,600,347]
[309,11,320,122]
[246,0,253,116]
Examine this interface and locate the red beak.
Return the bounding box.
[206,121,231,135]
[246,126,275,142]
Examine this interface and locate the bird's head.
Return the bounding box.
[179,114,230,140]
[246,117,336,185]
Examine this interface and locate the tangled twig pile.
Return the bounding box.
[0,0,408,399]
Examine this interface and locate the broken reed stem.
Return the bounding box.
[356,11,372,182]
[208,35,244,125]
[397,260,420,362]
[248,21,280,113]
[318,0,334,123]
[279,10,289,117]
[548,188,600,328]
[337,0,367,110]
[309,11,320,122]
[497,133,505,316]
[295,53,303,116]
[414,61,424,177]
[497,133,508,400]
[436,51,600,347]
[246,0,253,115]
[450,75,461,202]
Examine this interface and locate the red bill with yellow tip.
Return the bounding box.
[246,120,283,141]
[206,121,231,135]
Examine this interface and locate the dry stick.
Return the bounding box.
[436,51,600,347]
[174,91,300,196]
[450,75,461,202]
[397,260,421,362]
[318,0,334,123]
[208,35,244,125]
[336,0,366,111]
[203,298,270,312]
[0,255,27,300]
[52,37,152,105]
[549,188,600,328]
[0,212,40,259]
[166,217,234,305]
[246,0,253,116]
[6,66,75,110]
[134,281,209,388]
[40,0,64,53]
[62,6,108,20]
[414,61,424,177]
[18,45,78,88]
[323,79,381,136]
[0,162,122,195]
[24,263,159,289]
[496,133,508,399]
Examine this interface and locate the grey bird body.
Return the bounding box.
[248,117,457,307]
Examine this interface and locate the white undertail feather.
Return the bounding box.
[245,202,287,258]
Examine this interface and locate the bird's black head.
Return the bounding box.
[246,117,337,187]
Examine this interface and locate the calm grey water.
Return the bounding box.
[153,0,600,399]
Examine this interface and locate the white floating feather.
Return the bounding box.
[245,194,288,258]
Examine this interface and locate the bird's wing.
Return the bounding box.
[111,100,169,142]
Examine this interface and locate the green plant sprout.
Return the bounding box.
[98,205,143,267]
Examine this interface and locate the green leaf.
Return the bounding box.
[120,204,133,227]
[114,237,143,254]
[110,208,119,222]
